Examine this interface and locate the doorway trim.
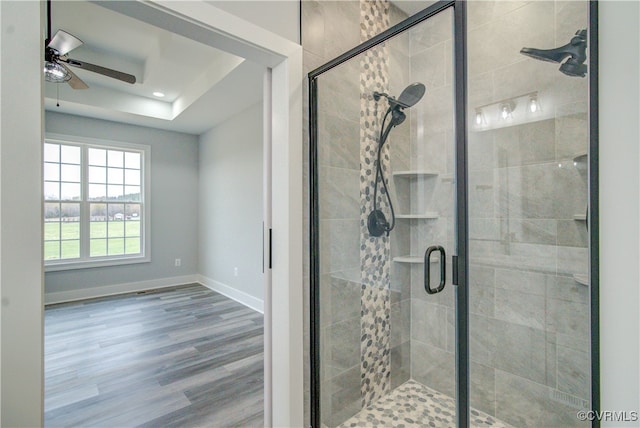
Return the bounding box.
[0,1,303,426]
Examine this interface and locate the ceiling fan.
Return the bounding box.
[44,0,136,89]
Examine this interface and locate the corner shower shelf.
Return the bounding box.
[392,170,439,179]
[396,212,439,219]
[573,214,587,221]
[440,173,455,183]
[573,153,588,163]
[393,255,440,264]
[572,273,589,286]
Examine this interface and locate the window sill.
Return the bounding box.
[45,255,150,272]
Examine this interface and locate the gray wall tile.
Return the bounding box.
[468,1,555,76]
[411,340,455,397]
[321,1,360,60]
[470,362,496,417]
[322,317,361,374]
[491,319,548,385]
[493,120,556,168]
[557,345,590,400]
[390,299,411,348]
[546,297,589,338]
[319,166,360,220]
[411,299,447,349]
[495,289,545,330]
[320,219,360,274]
[409,8,453,54]
[390,341,411,390]
[495,370,589,428]
[320,275,361,328]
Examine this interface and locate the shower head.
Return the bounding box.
[520,29,587,77]
[373,82,426,111]
[396,82,426,109]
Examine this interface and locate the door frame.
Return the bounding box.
[307,1,600,426]
[0,1,303,426]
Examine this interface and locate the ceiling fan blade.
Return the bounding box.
[48,30,83,55]
[62,57,136,84]
[60,63,88,90]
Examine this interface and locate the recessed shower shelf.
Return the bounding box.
[573,153,588,163]
[396,213,439,219]
[573,273,589,286]
[392,170,439,179]
[393,256,439,264]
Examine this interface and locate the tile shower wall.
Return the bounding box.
[305,1,591,427]
[304,1,410,426]
[403,6,457,403]
[303,3,361,424]
[465,1,590,426]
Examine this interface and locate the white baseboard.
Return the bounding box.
[197,275,264,314]
[44,274,200,305]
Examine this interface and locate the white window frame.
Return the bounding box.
[44,133,151,272]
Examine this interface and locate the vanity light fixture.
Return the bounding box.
[500,101,515,120]
[475,108,486,127]
[528,93,540,113]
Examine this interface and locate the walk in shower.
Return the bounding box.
[309,1,597,427]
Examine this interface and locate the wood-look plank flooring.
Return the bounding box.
[44,284,264,428]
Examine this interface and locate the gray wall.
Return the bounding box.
[44,112,199,295]
[198,102,264,302]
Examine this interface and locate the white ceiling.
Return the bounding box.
[44,1,265,135]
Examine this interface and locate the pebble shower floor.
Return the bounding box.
[337,380,513,428]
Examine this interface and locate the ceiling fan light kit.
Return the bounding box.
[44,0,136,89]
[44,61,71,83]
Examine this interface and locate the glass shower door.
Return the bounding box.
[313,6,463,427]
[466,1,592,426]
[311,1,595,427]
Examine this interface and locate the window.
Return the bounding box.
[44,136,149,270]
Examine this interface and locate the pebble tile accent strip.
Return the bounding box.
[359,0,393,409]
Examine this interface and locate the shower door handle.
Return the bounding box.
[424,246,446,295]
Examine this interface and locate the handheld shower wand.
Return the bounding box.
[367,83,426,237]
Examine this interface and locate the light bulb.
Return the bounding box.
[501,104,511,120]
[475,109,485,126]
[528,96,539,113]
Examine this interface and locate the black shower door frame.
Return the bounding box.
[307,1,600,427]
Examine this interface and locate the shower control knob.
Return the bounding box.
[367,209,389,237]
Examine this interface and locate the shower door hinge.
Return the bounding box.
[452,255,459,285]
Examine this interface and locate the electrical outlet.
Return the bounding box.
[175,258,181,267]
[234,267,239,277]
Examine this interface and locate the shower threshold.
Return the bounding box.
[337,380,513,428]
